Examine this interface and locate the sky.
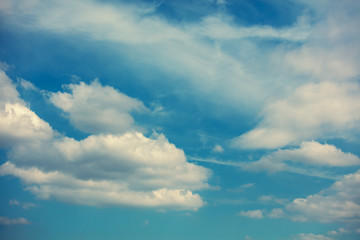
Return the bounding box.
[0,0,360,239]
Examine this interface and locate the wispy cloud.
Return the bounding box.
[9,199,36,209]
[0,216,30,225]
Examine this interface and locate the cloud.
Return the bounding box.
[0,216,30,225]
[267,208,286,219]
[0,70,210,211]
[0,70,53,148]
[49,80,147,134]
[212,144,224,153]
[0,0,316,115]
[292,233,332,240]
[227,183,254,193]
[241,141,360,174]
[232,82,360,149]
[258,195,288,205]
[285,0,360,81]
[286,169,360,223]
[8,132,210,191]
[238,209,263,219]
[9,199,36,209]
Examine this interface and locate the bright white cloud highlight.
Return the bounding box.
[50,80,147,134]
[0,70,53,147]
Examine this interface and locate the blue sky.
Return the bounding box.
[0,0,360,239]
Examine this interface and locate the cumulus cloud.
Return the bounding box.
[49,80,147,134]
[0,71,210,211]
[7,132,210,191]
[0,216,30,225]
[0,70,53,147]
[232,82,360,149]
[238,209,263,219]
[286,169,360,223]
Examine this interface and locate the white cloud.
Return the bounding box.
[49,80,147,134]
[0,0,316,115]
[232,82,360,149]
[238,209,263,219]
[0,162,204,210]
[292,233,332,240]
[0,216,30,225]
[241,141,360,174]
[285,1,360,81]
[0,71,210,211]
[267,208,286,219]
[286,169,360,223]
[8,132,210,191]
[0,70,53,148]
[213,144,224,153]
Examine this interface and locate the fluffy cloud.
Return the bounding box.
[0,70,53,147]
[0,216,30,225]
[7,132,210,191]
[49,80,147,134]
[286,169,360,223]
[0,71,210,211]
[232,82,360,149]
[238,209,263,219]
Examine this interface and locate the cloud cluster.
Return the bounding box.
[0,70,210,210]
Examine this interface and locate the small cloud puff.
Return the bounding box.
[238,209,263,219]
[212,144,224,153]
